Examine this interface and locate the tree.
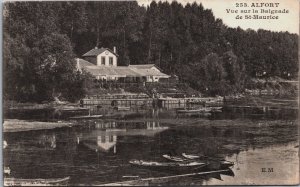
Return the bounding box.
[3,2,87,102]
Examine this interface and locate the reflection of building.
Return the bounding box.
[97,135,117,153]
[81,121,168,153]
[82,136,117,153]
[38,134,56,149]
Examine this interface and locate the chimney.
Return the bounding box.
[113,46,116,54]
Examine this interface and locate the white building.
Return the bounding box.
[77,47,170,82]
[82,47,118,66]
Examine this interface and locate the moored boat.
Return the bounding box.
[181,153,234,169]
[176,107,212,113]
[69,115,103,119]
[162,154,187,162]
[208,107,223,112]
[219,160,234,168]
[114,106,130,111]
[182,153,200,159]
[4,176,70,186]
[129,159,207,172]
[206,160,235,170]
[182,153,225,161]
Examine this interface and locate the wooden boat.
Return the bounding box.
[162,154,187,162]
[181,153,234,169]
[129,159,207,172]
[207,160,234,170]
[4,176,70,186]
[69,115,103,119]
[176,107,211,114]
[208,107,223,112]
[182,153,225,161]
[114,106,130,111]
[182,153,200,159]
[219,160,234,168]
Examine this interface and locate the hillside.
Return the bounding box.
[3,1,298,102]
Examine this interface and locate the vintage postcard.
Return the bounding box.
[2,0,299,186]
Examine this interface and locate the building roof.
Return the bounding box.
[129,64,163,71]
[84,66,143,77]
[78,58,170,78]
[82,47,119,57]
[76,58,96,72]
[77,58,94,67]
[131,68,170,77]
[84,65,170,78]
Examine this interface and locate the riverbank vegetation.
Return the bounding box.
[3,1,298,102]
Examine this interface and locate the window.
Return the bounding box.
[109,57,113,65]
[101,57,105,65]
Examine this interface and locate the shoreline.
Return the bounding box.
[3,117,298,133]
[3,119,76,133]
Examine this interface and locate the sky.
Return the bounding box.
[137,0,299,34]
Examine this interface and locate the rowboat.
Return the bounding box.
[182,153,200,159]
[69,115,103,119]
[208,107,223,112]
[219,160,234,168]
[181,153,234,169]
[162,154,187,162]
[114,106,130,111]
[129,159,207,172]
[207,160,235,170]
[176,107,212,113]
[4,176,70,186]
[182,153,225,161]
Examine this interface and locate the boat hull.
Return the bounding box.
[162,154,187,162]
[129,160,207,173]
[69,115,103,119]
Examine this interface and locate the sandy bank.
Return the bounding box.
[3,119,75,133]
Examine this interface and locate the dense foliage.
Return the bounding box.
[4,1,298,101]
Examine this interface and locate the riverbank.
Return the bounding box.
[3,119,75,133]
[4,116,297,134]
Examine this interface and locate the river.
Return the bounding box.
[3,96,299,185]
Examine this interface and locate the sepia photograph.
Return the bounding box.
[2,0,299,186]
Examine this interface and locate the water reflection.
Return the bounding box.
[79,121,168,154]
[38,133,56,149]
[4,98,298,121]
[3,103,298,185]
